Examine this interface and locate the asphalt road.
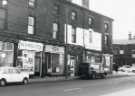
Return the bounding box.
[0,76,135,96]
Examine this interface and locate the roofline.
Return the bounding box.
[61,0,114,21]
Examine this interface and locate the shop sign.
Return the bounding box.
[45,45,64,54]
[19,40,43,51]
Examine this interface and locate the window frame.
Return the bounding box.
[53,4,60,16]
[28,0,36,8]
[71,26,76,43]
[105,34,109,45]
[71,11,77,21]
[89,30,92,43]
[28,16,35,35]
[52,22,59,39]
[0,9,6,29]
[104,22,109,32]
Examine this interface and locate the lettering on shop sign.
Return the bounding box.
[19,40,43,51]
[46,45,64,53]
[52,46,59,52]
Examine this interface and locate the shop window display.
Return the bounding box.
[17,50,35,75]
[0,41,14,66]
[46,53,64,74]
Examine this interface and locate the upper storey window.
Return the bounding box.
[28,0,36,8]
[104,23,109,32]
[28,16,35,34]
[0,9,6,29]
[71,11,77,21]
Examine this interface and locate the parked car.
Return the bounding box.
[128,66,135,73]
[118,65,131,72]
[78,63,108,79]
[0,66,29,86]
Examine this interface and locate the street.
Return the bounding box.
[0,76,135,96]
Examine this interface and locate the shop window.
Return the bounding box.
[28,0,36,8]
[17,50,35,75]
[0,41,14,67]
[95,56,102,63]
[71,11,77,21]
[71,26,76,43]
[28,16,35,34]
[52,22,59,39]
[0,9,5,29]
[46,53,64,74]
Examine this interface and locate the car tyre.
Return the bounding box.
[0,79,6,86]
[23,78,28,85]
[91,73,96,79]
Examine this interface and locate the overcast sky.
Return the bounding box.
[89,0,135,40]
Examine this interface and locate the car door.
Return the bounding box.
[2,68,11,82]
[11,69,23,82]
[6,69,15,82]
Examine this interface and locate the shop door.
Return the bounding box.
[45,53,52,74]
[52,53,59,73]
[70,56,76,77]
[35,52,42,76]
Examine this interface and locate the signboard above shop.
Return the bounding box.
[45,45,64,54]
[18,40,43,51]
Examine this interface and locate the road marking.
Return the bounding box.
[102,88,135,96]
[64,88,82,92]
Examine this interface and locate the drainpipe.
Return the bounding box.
[40,45,45,77]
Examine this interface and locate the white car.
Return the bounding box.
[0,66,29,86]
[118,65,131,72]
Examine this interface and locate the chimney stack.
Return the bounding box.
[82,0,89,9]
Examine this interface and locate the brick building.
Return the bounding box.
[0,0,113,77]
[113,39,135,66]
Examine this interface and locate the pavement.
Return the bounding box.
[29,71,133,83]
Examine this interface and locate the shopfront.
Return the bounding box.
[18,40,43,76]
[85,51,103,71]
[103,54,113,72]
[45,45,65,76]
[66,45,83,77]
[0,41,14,67]
[67,55,77,77]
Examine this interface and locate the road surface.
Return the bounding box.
[0,76,135,96]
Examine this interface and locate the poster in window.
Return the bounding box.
[22,50,35,75]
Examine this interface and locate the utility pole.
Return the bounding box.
[65,4,68,79]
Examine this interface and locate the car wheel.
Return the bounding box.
[23,78,28,85]
[0,79,6,86]
[91,73,96,79]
